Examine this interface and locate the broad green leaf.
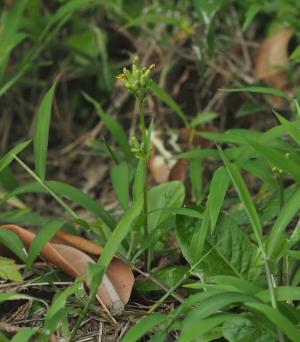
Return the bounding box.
[222,86,291,99]
[2,180,115,229]
[0,227,27,262]
[218,147,263,247]
[180,313,235,342]
[111,161,129,210]
[26,219,65,269]
[246,138,300,183]
[34,84,56,181]
[246,302,300,342]
[222,316,276,342]
[0,256,22,281]
[182,292,259,335]
[122,314,168,342]
[199,215,262,281]
[148,181,185,231]
[0,332,9,342]
[208,166,229,232]
[83,92,132,160]
[11,328,35,342]
[267,187,300,258]
[0,140,31,173]
[150,81,188,126]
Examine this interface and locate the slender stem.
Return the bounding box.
[278,173,284,286]
[138,98,150,272]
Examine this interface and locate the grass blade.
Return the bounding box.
[122,314,168,342]
[34,83,56,181]
[83,92,132,160]
[0,140,31,173]
[246,302,300,342]
[246,138,300,183]
[150,81,188,127]
[25,219,65,270]
[218,147,263,246]
[0,227,27,262]
[267,187,300,258]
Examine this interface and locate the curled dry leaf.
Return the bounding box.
[0,225,134,315]
[169,159,188,182]
[149,154,171,183]
[255,27,293,90]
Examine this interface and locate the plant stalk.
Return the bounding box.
[138,97,150,272]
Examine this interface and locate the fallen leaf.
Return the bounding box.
[0,225,134,315]
[149,154,171,183]
[255,27,293,90]
[168,159,188,182]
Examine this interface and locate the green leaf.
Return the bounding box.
[0,332,9,342]
[246,138,300,183]
[181,292,259,339]
[11,328,35,342]
[190,112,218,128]
[122,314,168,342]
[25,219,65,270]
[189,158,203,203]
[133,159,145,203]
[274,112,300,147]
[0,140,31,173]
[89,197,143,305]
[45,280,82,324]
[242,4,262,31]
[246,302,300,342]
[0,227,27,262]
[222,316,276,342]
[34,83,56,181]
[148,181,185,231]
[150,81,188,126]
[83,92,132,160]
[218,147,263,247]
[267,187,300,258]
[180,313,235,342]
[208,166,230,232]
[257,286,300,302]
[0,256,22,281]
[221,86,291,100]
[111,161,129,210]
[2,180,116,229]
[200,215,262,281]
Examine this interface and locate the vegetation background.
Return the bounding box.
[1,0,300,341]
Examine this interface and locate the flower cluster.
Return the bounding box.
[117,59,155,100]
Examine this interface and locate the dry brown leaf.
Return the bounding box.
[255,27,293,89]
[168,159,188,182]
[149,154,171,183]
[0,225,134,315]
